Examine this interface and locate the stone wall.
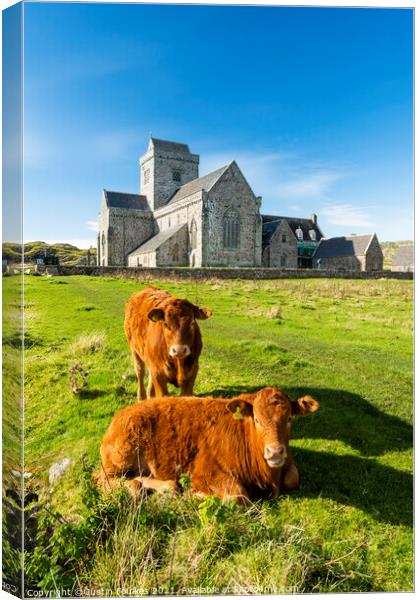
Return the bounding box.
[97,192,154,267]
[204,162,261,267]
[156,224,189,267]
[317,255,362,271]
[364,234,384,271]
[57,265,413,281]
[262,220,298,268]
[128,250,157,268]
[154,193,204,267]
[106,207,154,266]
[97,194,109,266]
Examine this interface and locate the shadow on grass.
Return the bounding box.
[205,385,413,457]
[78,389,108,400]
[287,386,413,457]
[291,447,413,528]
[3,330,45,349]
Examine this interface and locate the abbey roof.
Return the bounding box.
[104,190,150,211]
[128,224,187,256]
[149,138,192,155]
[164,163,232,207]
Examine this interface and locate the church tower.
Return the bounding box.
[140,138,199,211]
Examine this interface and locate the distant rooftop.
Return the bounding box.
[262,215,323,246]
[314,234,375,259]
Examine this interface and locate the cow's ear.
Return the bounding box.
[227,399,254,420]
[292,395,319,416]
[194,306,213,320]
[148,308,165,322]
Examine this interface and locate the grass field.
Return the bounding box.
[7,274,413,593]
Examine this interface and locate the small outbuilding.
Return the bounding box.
[391,246,414,272]
[313,234,383,272]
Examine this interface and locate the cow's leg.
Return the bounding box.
[149,373,169,398]
[180,364,197,396]
[180,379,194,397]
[192,474,250,506]
[96,470,143,501]
[134,476,178,495]
[147,376,155,398]
[131,350,146,401]
[282,462,300,490]
[99,438,150,501]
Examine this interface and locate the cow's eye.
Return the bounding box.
[254,417,260,426]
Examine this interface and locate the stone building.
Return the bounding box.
[262,214,324,268]
[391,246,414,272]
[313,234,383,271]
[97,138,262,268]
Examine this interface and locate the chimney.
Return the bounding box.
[310,213,317,224]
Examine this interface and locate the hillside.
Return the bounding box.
[2,241,96,267]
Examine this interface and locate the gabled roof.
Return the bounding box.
[262,215,323,246]
[104,190,150,211]
[149,138,191,155]
[314,234,375,259]
[128,224,187,256]
[262,220,284,247]
[392,245,414,268]
[164,163,231,207]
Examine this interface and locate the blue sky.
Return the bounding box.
[22,2,413,247]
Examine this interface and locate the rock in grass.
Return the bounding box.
[49,458,72,485]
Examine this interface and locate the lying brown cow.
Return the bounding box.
[98,387,319,503]
[124,286,212,401]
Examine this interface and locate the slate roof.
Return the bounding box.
[314,234,374,259]
[164,163,231,207]
[150,138,191,155]
[104,190,150,211]
[128,224,187,256]
[261,215,323,247]
[392,245,414,268]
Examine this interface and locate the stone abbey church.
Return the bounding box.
[97,137,325,269]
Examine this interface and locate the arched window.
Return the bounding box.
[101,232,106,249]
[223,208,240,249]
[190,219,197,250]
[295,227,303,241]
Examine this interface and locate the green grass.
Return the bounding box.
[11,274,413,593]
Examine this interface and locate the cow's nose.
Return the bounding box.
[264,444,286,463]
[169,345,191,358]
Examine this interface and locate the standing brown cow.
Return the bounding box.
[98,386,319,503]
[124,286,212,401]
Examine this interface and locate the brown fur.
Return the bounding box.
[124,286,212,401]
[98,387,319,503]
